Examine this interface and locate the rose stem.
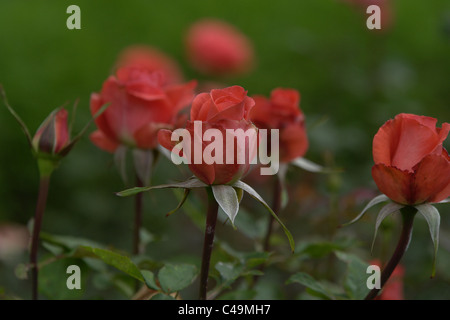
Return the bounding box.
[263,174,282,252]
[29,175,51,300]
[199,188,219,300]
[365,206,416,300]
[133,175,144,256]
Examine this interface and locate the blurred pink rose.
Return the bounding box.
[185,19,254,76]
[115,45,183,85]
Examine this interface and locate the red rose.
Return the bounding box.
[32,108,69,155]
[249,88,308,163]
[158,86,258,185]
[185,19,254,76]
[114,45,183,85]
[90,66,196,152]
[372,113,450,205]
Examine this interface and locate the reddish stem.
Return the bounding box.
[199,188,219,300]
[365,206,416,300]
[29,175,51,300]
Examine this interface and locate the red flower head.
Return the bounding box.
[372,113,450,205]
[185,19,254,76]
[90,66,196,152]
[158,86,258,185]
[114,45,183,85]
[249,88,308,163]
[32,108,70,155]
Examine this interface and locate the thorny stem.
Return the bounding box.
[199,188,219,300]
[30,175,51,300]
[365,206,416,300]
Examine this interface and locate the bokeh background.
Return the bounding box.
[1,0,449,299]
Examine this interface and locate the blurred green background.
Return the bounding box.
[1,0,450,299]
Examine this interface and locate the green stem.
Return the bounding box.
[365,206,416,300]
[29,174,51,300]
[133,175,144,256]
[263,174,282,252]
[199,188,219,300]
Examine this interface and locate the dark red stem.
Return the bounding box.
[199,188,219,300]
[365,206,416,300]
[30,175,50,300]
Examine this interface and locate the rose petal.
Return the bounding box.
[414,153,450,204]
[90,130,119,153]
[372,164,414,205]
[373,114,442,171]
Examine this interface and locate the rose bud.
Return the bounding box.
[158,86,258,185]
[90,66,196,152]
[32,108,70,155]
[249,88,308,163]
[185,19,254,76]
[114,45,183,85]
[372,113,450,205]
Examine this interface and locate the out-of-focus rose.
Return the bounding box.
[371,259,405,300]
[115,45,183,85]
[0,224,29,261]
[158,86,258,185]
[249,88,308,163]
[90,66,196,152]
[185,19,254,76]
[372,113,450,205]
[32,108,70,155]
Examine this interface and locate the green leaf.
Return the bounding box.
[335,252,370,300]
[59,102,110,157]
[158,264,198,293]
[291,157,325,173]
[215,262,245,283]
[341,194,390,227]
[235,187,244,204]
[233,180,295,253]
[291,157,341,174]
[117,177,207,197]
[40,232,106,253]
[140,270,160,290]
[75,246,144,282]
[244,252,270,268]
[415,203,441,278]
[166,189,190,217]
[297,239,352,259]
[218,289,256,300]
[0,84,32,147]
[371,202,404,253]
[150,293,176,300]
[286,272,339,300]
[212,184,240,225]
[39,257,87,300]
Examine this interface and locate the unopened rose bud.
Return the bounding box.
[32,108,70,155]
